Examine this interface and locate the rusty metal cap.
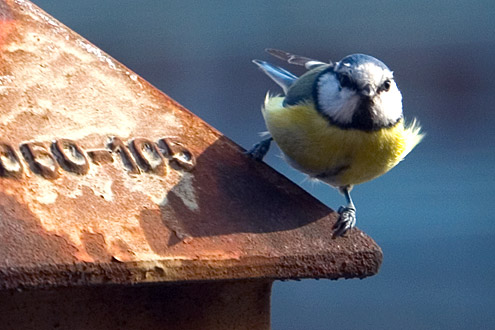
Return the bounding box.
[0,0,382,290]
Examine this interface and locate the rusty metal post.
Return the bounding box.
[0,1,382,329]
[0,281,272,329]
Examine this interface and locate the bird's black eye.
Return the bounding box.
[338,74,353,89]
[382,79,391,92]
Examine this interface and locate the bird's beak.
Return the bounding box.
[360,84,376,98]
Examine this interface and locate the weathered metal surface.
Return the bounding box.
[0,0,382,290]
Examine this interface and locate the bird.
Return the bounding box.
[248,48,424,237]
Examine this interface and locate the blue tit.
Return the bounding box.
[248,49,424,237]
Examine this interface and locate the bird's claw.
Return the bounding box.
[333,206,356,238]
[246,138,272,161]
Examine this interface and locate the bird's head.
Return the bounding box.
[314,54,403,130]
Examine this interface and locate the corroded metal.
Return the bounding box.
[0,0,382,290]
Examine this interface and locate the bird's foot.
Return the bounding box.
[246,137,272,161]
[333,206,356,238]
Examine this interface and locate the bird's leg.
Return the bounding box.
[333,186,357,237]
[246,136,273,161]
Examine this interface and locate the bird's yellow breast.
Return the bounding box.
[262,96,423,187]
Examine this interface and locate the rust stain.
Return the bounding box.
[0,20,14,47]
[0,0,382,290]
[0,1,14,47]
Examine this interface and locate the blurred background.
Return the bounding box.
[31,1,495,329]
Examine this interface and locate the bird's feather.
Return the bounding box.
[266,48,328,69]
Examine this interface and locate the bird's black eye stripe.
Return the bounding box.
[337,73,355,90]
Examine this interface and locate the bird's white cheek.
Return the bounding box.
[330,93,360,124]
[317,74,358,124]
[375,85,403,123]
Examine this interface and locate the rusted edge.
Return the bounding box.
[0,248,382,290]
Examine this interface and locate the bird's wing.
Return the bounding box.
[265,48,328,70]
[252,59,298,94]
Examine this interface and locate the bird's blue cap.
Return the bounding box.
[337,54,390,71]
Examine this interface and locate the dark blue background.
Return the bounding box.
[31,1,495,329]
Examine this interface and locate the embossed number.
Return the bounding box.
[129,138,168,176]
[51,139,89,175]
[20,142,60,179]
[108,137,140,174]
[0,142,23,178]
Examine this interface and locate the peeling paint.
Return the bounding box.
[27,176,59,204]
[0,27,174,142]
[171,172,199,211]
[76,39,117,70]
[14,0,62,29]
[119,159,198,212]
[0,74,14,94]
[63,163,115,202]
